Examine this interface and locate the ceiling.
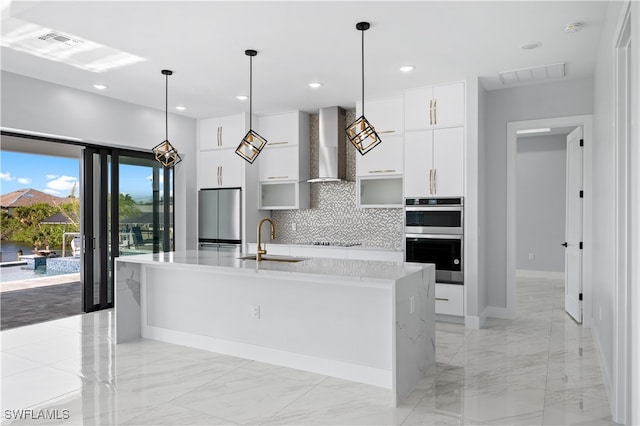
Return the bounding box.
[1,1,608,119]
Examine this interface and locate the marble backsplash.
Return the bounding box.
[270,109,404,249]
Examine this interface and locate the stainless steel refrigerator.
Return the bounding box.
[198,188,242,247]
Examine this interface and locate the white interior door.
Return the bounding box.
[564,126,584,323]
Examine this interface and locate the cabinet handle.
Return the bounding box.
[267,176,289,180]
[369,169,396,174]
[217,127,222,146]
[435,297,449,302]
[269,141,289,146]
[377,130,396,135]
[433,99,437,125]
[434,169,437,193]
[217,166,221,186]
[220,165,223,186]
[429,169,433,194]
[429,100,433,126]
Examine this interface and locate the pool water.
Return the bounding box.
[0,265,77,283]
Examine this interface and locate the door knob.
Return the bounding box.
[561,242,568,247]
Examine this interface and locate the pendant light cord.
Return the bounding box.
[165,73,169,141]
[361,26,365,117]
[249,54,253,129]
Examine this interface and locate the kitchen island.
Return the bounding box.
[115,250,435,406]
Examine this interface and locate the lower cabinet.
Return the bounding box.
[435,283,464,316]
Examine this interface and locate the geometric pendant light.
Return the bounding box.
[235,49,268,164]
[153,69,182,168]
[345,22,381,155]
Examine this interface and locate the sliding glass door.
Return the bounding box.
[82,148,173,312]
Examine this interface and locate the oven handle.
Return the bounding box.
[405,234,463,240]
[404,206,463,212]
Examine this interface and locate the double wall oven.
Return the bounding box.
[405,197,463,285]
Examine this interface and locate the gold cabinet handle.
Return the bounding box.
[435,297,449,302]
[429,169,433,194]
[220,165,223,186]
[217,126,222,146]
[269,141,289,146]
[369,169,396,174]
[267,176,289,180]
[433,99,437,125]
[434,169,437,193]
[377,130,396,135]
[429,100,433,126]
[217,166,221,186]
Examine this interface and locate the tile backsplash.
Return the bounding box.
[270,109,404,249]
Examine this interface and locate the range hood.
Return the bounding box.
[307,106,348,183]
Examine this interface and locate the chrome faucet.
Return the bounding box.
[256,218,275,261]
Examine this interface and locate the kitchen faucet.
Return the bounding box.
[256,218,275,261]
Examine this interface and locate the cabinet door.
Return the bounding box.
[404,87,432,131]
[218,149,243,187]
[219,115,244,149]
[356,134,403,176]
[198,150,220,189]
[432,82,465,128]
[432,127,464,196]
[404,130,433,198]
[259,112,298,147]
[259,146,298,182]
[362,97,404,135]
[199,118,221,150]
[435,283,464,316]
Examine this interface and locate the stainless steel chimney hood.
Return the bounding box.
[307,106,348,182]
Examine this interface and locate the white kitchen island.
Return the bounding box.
[115,250,435,406]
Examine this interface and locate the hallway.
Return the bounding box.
[0,277,614,425]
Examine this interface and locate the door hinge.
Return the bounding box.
[579,293,583,301]
[580,139,584,147]
[579,190,584,198]
[579,242,583,249]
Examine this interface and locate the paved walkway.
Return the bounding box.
[1,276,82,330]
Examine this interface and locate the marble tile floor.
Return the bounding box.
[1,277,617,425]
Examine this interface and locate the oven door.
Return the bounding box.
[405,234,463,284]
[404,206,463,235]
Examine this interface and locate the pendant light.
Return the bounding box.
[235,49,267,164]
[346,21,381,155]
[153,69,182,168]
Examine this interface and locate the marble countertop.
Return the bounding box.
[116,250,429,284]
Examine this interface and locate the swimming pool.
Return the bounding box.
[0,265,78,283]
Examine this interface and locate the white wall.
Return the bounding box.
[477,82,487,318]
[0,71,198,250]
[483,78,593,308]
[591,0,628,414]
[516,134,567,273]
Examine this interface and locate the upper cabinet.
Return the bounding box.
[356,96,404,136]
[404,82,465,131]
[197,149,243,189]
[257,111,310,210]
[199,114,244,150]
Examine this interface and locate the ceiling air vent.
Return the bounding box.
[498,62,566,86]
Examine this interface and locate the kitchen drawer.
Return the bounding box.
[435,283,463,316]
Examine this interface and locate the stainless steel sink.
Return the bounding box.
[237,255,305,263]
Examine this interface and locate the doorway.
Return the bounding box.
[505,115,593,324]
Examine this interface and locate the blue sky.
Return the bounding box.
[0,152,160,200]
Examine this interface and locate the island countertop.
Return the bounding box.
[116,249,428,284]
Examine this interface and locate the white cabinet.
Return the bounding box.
[356,135,404,176]
[435,283,464,316]
[198,149,243,189]
[357,176,403,208]
[199,114,245,150]
[356,96,404,135]
[257,111,310,210]
[404,128,464,197]
[404,82,465,131]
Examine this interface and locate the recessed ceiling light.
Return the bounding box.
[175,105,187,111]
[399,65,415,73]
[236,95,248,101]
[93,84,108,90]
[308,82,323,89]
[516,128,551,135]
[564,22,583,33]
[519,41,542,50]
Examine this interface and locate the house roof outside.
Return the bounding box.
[0,188,71,209]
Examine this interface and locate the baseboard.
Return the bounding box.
[435,313,464,324]
[483,305,514,320]
[465,314,486,329]
[516,269,564,279]
[591,325,614,419]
